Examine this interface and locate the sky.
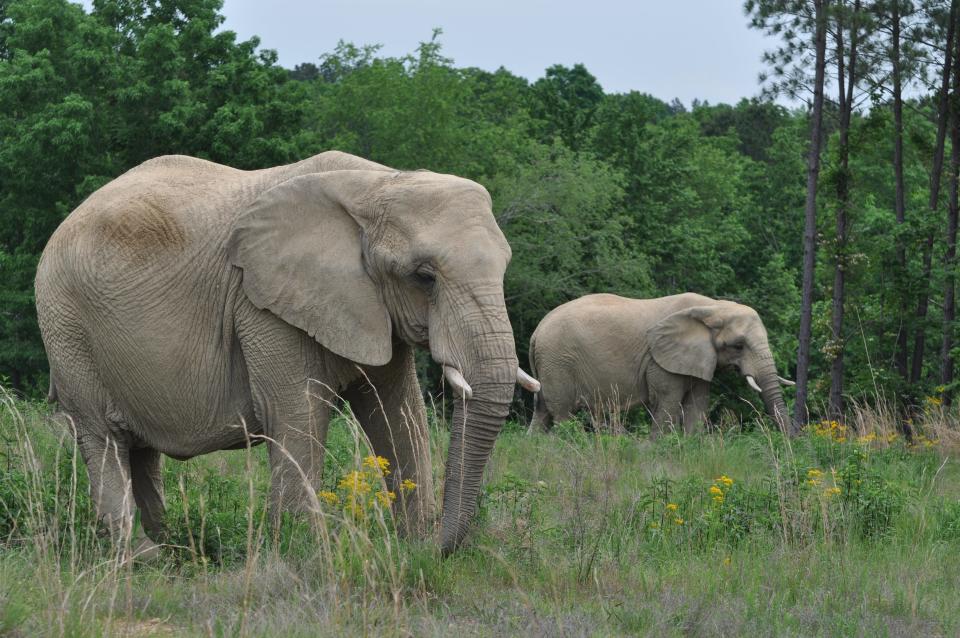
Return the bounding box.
[75,0,777,106]
[216,0,774,107]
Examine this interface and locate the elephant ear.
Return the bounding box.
[647,306,718,381]
[228,172,393,366]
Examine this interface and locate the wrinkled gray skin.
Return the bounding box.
[528,293,792,436]
[36,151,526,555]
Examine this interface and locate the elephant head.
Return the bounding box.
[647,301,792,433]
[228,168,536,553]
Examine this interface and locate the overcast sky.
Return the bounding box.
[216,0,773,106]
[76,0,776,106]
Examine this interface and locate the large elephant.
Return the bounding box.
[35,151,539,556]
[528,293,793,436]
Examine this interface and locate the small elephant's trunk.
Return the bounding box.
[756,357,793,435]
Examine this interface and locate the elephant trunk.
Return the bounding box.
[438,317,517,555]
[755,355,793,435]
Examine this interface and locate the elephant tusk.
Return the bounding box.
[443,366,473,400]
[516,367,541,392]
[778,375,796,387]
[746,375,763,393]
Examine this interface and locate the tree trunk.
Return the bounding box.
[794,0,830,430]
[829,0,860,421]
[912,1,958,388]
[941,20,960,405]
[892,0,909,380]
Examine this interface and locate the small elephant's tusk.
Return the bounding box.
[777,375,796,387]
[746,375,763,393]
[516,367,541,392]
[443,366,473,400]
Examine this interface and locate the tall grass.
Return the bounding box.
[3,383,960,636]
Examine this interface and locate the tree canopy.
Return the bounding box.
[2,0,959,426]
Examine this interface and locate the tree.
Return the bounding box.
[911,0,958,387]
[941,6,960,402]
[0,0,316,391]
[747,0,831,431]
[827,0,869,420]
[883,0,913,379]
[529,63,604,151]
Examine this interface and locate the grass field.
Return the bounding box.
[3,388,960,637]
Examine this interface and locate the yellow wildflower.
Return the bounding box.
[666,503,679,512]
[674,517,684,525]
[709,485,724,497]
[374,490,397,508]
[338,470,372,494]
[363,455,391,476]
[318,490,339,506]
[807,468,824,479]
[713,495,724,504]
[722,556,732,566]
[716,475,734,487]
[926,395,943,407]
[857,433,877,445]
[400,479,417,492]
[649,522,660,530]
[824,487,841,497]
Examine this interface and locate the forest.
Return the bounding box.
[0,0,958,423]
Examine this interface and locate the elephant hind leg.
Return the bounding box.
[75,426,136,543]
[45,352,137,544]
[130,447,166,540]
[681,380,711,435]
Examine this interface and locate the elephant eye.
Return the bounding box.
[411,265,436,288]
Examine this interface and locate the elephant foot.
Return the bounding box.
[128,536,162,563]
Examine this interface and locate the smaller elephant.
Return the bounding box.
[528,293,794,436]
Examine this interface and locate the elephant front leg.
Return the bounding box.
[262,393,329,518]
[237,307,332,520]
[343,345,437,538]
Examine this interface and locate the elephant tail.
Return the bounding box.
[528,331,548,427]
[46,376,58,404]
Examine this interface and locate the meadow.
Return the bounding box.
[2,386,960,637]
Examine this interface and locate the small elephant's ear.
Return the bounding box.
[228,172,393,366]
[647,307,717,382]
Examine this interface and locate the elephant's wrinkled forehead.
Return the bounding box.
[716,303,765,337]
[375,173,510,262]
[385,173,493,219]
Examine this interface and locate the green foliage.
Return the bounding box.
[0,0,957,423]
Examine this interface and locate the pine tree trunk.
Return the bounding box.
[892,0,909,380]
[829,0,859,421]
[795,0,829,431]
[941,22,960,405]
[911,3,957,388]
